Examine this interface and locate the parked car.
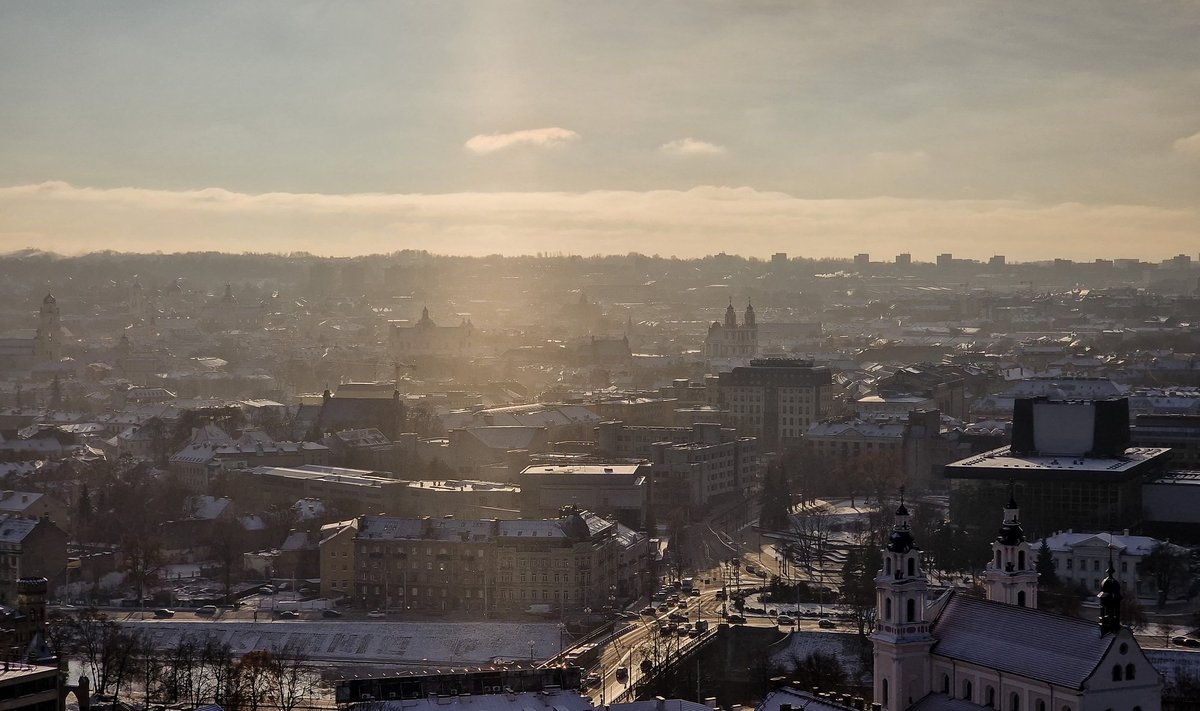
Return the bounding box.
[1186,638,1200,648]
[715,590,726,600]
[777,615,795,626]
[1172,635,1188,645]
[322,608,344,618]
[276,610,299,619]
[689,589,701,597]
[726,614,746,624]
[153,609,175,619]
[194,605,218,616]
[641,606,656,616]
[818,619,836,629]
[367,609,387,619]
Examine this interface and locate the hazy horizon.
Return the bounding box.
[3,2,1199,260]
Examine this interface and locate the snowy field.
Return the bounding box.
[120,619,564,666]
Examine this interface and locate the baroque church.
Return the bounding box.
[0,293,64,373]
[705,301,758,360]
[869,495,1162,711]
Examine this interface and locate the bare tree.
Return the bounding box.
[268,643,317,711]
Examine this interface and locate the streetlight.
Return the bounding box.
[529,639,534,662]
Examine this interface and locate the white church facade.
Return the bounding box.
[870,496,1162,711]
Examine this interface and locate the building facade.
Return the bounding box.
[705,302,758,360]
[719,359,834,452]
[870,498,1162,711]
[328,509,646,614]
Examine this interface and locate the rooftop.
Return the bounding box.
[521,464,645,476]
[945,445,1171,480]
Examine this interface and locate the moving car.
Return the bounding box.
[818,618,836,629]
[276,610,300,619]
[194,605,218,616]
[777,615,795,626]
[322,608,344,618]
[153,609,175,618]
[367,609,387,618]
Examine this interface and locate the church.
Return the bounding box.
[868,495,1162,711]
[705,301,758,360]
[0,293,63,373]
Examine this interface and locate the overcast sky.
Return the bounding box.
[2,1,1198,260]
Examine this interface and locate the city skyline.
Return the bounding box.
[2,2,1199,259]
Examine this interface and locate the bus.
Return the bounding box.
[681,577,694,592]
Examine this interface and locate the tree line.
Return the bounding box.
[47,609,317,711]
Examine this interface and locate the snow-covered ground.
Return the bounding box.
[120,619,564,666]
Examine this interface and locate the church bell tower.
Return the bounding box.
[983,488,1039,607]
[871,497,934,709]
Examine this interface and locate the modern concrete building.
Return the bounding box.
[519,463,650,529]
[945,397,1172,535]
[719,358,834,452]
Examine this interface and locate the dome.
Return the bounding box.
[996,520,1025,546]
[1099,564,1122,596]
[887,528,915,553]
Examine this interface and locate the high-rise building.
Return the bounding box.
[719,358,832,452]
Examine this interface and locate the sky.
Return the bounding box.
[1,1,1198,261]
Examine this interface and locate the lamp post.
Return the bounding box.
[529,639,534,662]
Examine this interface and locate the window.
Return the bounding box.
[1018,550,1026,570]
[1036,702,1045,711]
[881,679,888,708]
[906,598,916,622]
[1010,693,1020,711]
[985,686,995,708]
[908,557,915,576]
[1125,664,1135,680]
[1093,560,1100,572]
[1066,559,1073,570]
[1111,665,1122,681]
[962,680,972,700]
[885,598,892,620]
[941,675,950,694]
[1017,590,1026,607]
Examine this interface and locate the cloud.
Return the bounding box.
[1173,131,1200,159]
[659,138,726,156]
[0,181,1197,261]
[464,127,581,154]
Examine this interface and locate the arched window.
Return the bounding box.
[1017,590,1026,607]
[963,680,973,701]
[1111,665,1122,681]
[885,558,892,574]
[885,598,892,620]
[1125,664,1135,680]
[1010,692,1020,711]
[985,686,995,708]
[995,550,1002,565]
[1036,701,1046,711]
[882,679,889,708]
[1018,550,1026,569]
[908,557,916,576]
[906,598,916,622]
[942,674,950,693]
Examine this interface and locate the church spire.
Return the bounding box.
[724,299,737,328]
[1098,550,1122,635]
[871,487,933,711]
[985,483,1038,607]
